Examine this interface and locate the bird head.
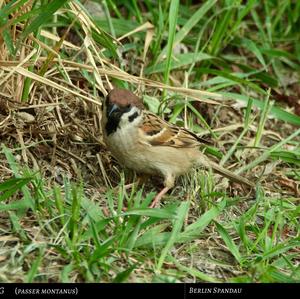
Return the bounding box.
[103,88,144,135]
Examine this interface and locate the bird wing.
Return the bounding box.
[139,112,209,148]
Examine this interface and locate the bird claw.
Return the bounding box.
[148,186,170,208]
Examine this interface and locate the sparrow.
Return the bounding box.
[101,88,255,208]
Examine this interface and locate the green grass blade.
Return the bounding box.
[69,184,82,244]
[199,68,266,94]
[221,99,254,166]
[113,264,137,283]
[9,211,28,241]
[163,0,179,90]
[60,264,73,283]
[182,200,226,238]
[186,102,217,139]
[125,218,143,251]
[240,38,266,68]
[20,0,69,40]
[157,201,189,271]
[158,0,216,60]
[215,221,241,263]
[81,219,109,242]
[121,208,177,219]
[220,92,300,126]
[1,145,34,210]
[262,241,300,261]
[25,246,45,283]
[237,128,300,174]
[254,89,272,147]
[0,5,15,55]
[168,255,220,282]
[146,52,212,75]
[0,177,33,201]
[208,1,236,56]
[81,194,105,222]
[270,150,300,166]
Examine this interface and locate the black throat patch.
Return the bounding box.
[105,99,133,136]
[105,114,121,136]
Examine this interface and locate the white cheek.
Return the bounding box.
[119,108,142,128]
[109,107,142,146]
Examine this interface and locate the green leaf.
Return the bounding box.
[157,201,189,270]
[240,38,266,67]
[20,0,69,40]
[61,264,73,283]
[1,28,15,55]
[95,19,139,37]
[266,267,298,283]
[25,246,45,283]
[0,176,31,192]
[163,0,179,88]
[9,211,28,240]
[137,200,226,248]
[220,92,300,126]
[81,194,105,222]
[215,221,241,263]
[181,200,226,238]
[237,128,300,174]
[69,184,82,244]
[113,265,137,283]
[90,236,116,261]
[1,145,34,210]
[0,199,32,212]
[134,224,170,248]
[143,95,171,114]
[262,241,300,261]
[121,208,177,219]
[0,0,28,15]
[270,150,300,166]
[168,255,220,282]
[158,0,216,60]
[208,2,235,56]
[125,218,143,251]
[81,219,109,242]
[146,52,212,75]
[199,68,266,94]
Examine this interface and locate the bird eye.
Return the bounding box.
[123,104,131,111]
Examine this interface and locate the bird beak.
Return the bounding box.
[108,103,119,117]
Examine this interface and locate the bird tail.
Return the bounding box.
[197,154,255,188]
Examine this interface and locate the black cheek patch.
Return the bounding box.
[128,111,139,122]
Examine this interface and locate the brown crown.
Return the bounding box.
[107,88,144,109]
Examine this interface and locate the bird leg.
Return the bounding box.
[124,174,149,190]
[149,186,170,208]
[149,174,175,208]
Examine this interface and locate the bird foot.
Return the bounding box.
[149,186,170,208]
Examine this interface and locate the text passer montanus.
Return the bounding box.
[102,88,255,208]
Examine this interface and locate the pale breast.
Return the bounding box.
[104,110,198,178]
[108,128,197,178]
[106,120,155,173]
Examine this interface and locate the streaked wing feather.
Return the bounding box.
[140,112,209,148]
